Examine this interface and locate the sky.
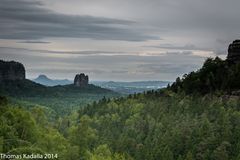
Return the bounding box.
[0,0,240,81]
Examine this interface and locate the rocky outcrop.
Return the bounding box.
[227,40,240,63]
[74,73,89,87]
[0,60,25,82]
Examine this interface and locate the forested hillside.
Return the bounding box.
[1,57,240,160]
[169,57,240,94]
[0,97,73,160]
[77,89,240,160]
[0,79,119,116]
[74,57,240,160]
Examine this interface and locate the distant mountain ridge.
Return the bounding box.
[33,74,171,94]
[0,79,116,98]
[33,74,72,86]
[93,80,171,94]
[0,61,120,115]
[0,77,119,115]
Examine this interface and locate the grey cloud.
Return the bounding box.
[0,0,158,41]
[145,44,211,51]
[216,39,229,45]
[66,0,240,32]
[165,51,193,56]
[17,41,51,44]
[214,49,227,56]
[213,39,231,56]
[111,70,129,74]
[0,47,135,56]
[72,0,239,54]
[31,68,107,74]
[0,47,205,60]
[137,63,200,74]
[0,47,205,81]
[1,0,237,81]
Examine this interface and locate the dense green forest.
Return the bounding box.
[1,57,240,160]
[169,57,240,94]
[0,80,119,116]
[78,90,240,160]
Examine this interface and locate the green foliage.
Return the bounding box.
[0,100,76,160]
[0,80,120,116]
[2,56,240,160]
[185,151,193,160]
[90,144,129,160]
[77,90,240,160]
[0,136,3,152]
[170,57,240,94]
[90,144,112,160]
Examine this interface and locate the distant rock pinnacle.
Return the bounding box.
[227,40,240,63]
[74,73,89,87]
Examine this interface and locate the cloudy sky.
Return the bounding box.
[0,0,239,81]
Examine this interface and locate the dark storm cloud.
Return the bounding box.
[0,0,157,41]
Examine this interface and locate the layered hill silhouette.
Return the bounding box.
[33,74,72,86]
[33,75,170,94]
[0,79,116,98]
[0,60,117,98]
[0,61,119,115]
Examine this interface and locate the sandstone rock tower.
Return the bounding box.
[74,73,89,87]
[0,60,25,82]
[227,40,240,63]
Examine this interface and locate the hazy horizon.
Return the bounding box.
[0,0,239,81]
[32,74,172,82]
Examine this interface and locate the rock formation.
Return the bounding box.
[74,73,89,87]
[0,60,25,82]
[227,40,240,63]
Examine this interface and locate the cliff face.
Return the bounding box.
[74,73,89,87]
[227,40,240,63]
[0,60,25,82]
